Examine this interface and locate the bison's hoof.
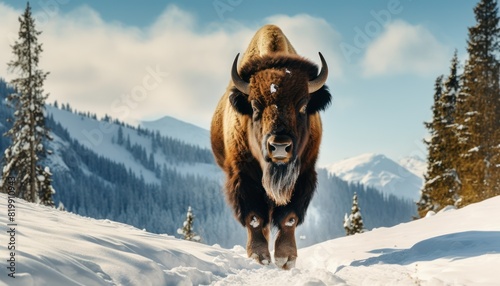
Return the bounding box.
[250,252,271,265]
[274,213,298,270]
[246,214,271,266]
[274,256,296,270]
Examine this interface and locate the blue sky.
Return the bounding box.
[0,1,479,165]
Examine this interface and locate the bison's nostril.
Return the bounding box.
[268,137,293,159]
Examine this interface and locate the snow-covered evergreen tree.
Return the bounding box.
[454,0,500,205]
[117,126,124,146]
[343,192,364,236]
[418,76,445,216]
[439,51,462,206]
[177,206,201,242]
[0,2,55,206]
[418,52,462,217]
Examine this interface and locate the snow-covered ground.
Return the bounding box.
[324,153,423,201]
[1,193,499,285]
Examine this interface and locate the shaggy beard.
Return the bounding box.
[262,160,300,206]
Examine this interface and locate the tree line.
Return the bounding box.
[418,0,500,217]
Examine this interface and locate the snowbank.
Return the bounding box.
[1,193,499,285]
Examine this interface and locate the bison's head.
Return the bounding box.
[229,53,331,205]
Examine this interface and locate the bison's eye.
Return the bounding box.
[251,100,263,120]
[299,104,307,115]
[297,98,309,116]
[252,105,260,114]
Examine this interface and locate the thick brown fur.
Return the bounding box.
[210,25,331,267]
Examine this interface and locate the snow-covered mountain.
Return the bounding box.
[2,193,498,285]
[324,153,423,201]
[140,115,211,150]
[48,106,221,183]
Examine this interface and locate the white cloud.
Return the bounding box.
[0,3,21,71]
[0,4,342,130]
[264,14,344,79]
[361,20,449,77]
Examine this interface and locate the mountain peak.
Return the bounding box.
[324,153,423,201]
[143,115,190,125]
[140,116,211,150]
[353,153,386,161]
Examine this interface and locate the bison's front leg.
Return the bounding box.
[225,166,272,265]
[245,213,271,265]
[274,212,298,269]
[272,168,317,269]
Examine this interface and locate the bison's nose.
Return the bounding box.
[267,135,293,161]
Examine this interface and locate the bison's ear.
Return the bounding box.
[307,85,332,114]
[229,91,252,115]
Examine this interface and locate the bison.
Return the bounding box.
[210,25,331,269]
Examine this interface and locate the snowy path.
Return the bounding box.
[1,193,499,285]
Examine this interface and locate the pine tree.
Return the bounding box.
[0,2,55,206]
[177,206,201,242]
[343,192,364,236]
[454,0,500,205]
[117,126,124,145]
[439,51,462,206]
[418,76,445,216]
[418,52,462,217]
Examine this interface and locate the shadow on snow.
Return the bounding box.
[350,231,500,267]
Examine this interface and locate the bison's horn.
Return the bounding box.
[308,52,328,94]
[231,53,250,95]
